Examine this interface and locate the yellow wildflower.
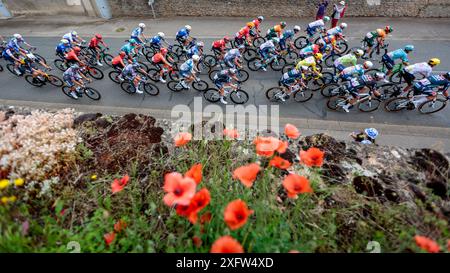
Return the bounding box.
[91,174,98,181]
[1,196,8,204]
[8,196,17,202]
[14,178,25,187]
[0,179,10,190]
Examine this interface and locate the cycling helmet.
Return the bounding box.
[192,54,200,61]
[119,51,126,57]
[272,37,280,44]
[428,58,440,66]
[158,32,165,38]
[404,45,414,52]
[26,53,36,61]
[71,63,80,70]
[385,25,393,33]
[223,36,230,42]
[196,41,204,47]
[444,72,450,80]
[293,25,301,32]
[13,33,22,40]
[354,49,364,57]
[185,25,192,31]
[280,21,287,28]
[61,39,69,44]
[129,38,137,44]
[363,61,373,69]
[95,34,102,39]
[340,23,347,29]
[314,53,323,60]
[375,72,386,80]
[257,16,264,21]
[340,1,346,6]
[229,68,237,74]
[73,46,81,53]
[71,31,78,36]
[139,23,146,28]
[323,16,330,22]
[160,48,168,54]
[247,22,255,28]
[364,128,378,140]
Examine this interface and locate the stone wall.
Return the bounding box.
[109,0,450,18]
[4,0,87,16]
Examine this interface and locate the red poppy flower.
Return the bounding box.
[232,163,260,188]
[284,124,301,139]
[185,163,202,185]
[414,235,440,253]
[163,172,196,207]
[200,211,212,224]
[300,147,324,167]
[210,235,244,253]
[223,128,239,139]
[269,156,292,169]
[111,175,130,194]
[253,136,284,157]
[282,174,313,199]
[104,232,116,246]
[224,199,254,230]
[114,219,127,233]
[277,141,288,154]
[174,132,192,147]
[176,188,210,224]
[192,236,202,248]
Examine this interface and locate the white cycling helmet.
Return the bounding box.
[185,25,192,31]
[192,54,200,61]
[61,39,69,44]
[364,128,378,140]
[258,16,264,21]
[13,33,22,40]
[340,23,347,29]
[26,53,36,60]
[196,41,204,47]
[293,25,301,32]
[323,16,330,22]
[272,37,280,44]
[229,68,237,74]
[363,61,373,69]
[375,72,386,80]
[340,1,346,6]
[354,49,364,57]
[71,31,78,36]
[139,23,146,28]
[157,32,165,38]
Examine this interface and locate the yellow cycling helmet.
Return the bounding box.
[428,58,440,66]
[314,53,323,60]
[246,22,255,28]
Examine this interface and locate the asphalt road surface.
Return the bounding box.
[1,37,450,128]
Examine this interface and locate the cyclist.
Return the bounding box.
[2,41,25,75]
[266,22,287,39]
[176,25,192,49]
[279,26,301,51]
[295,53,323,76]
[88,34,109,67]
[409,72,450,107]
[235,24,252,46]
[151,48,175,83]
[179,54,201,89]
[334,49,364,72]
[8,34,34,52]
[402,58,440,92]
[120,39,138,60]
[149,32,167,50]
[350,128,378,144]
[341,73,387,113]
[187,41,204,58]
[249,16,264,34]
[327,22,347,36]
[381,45,414,76]
[258,38,279,71]
[213,68,240,104]
[299,42,321,59]
[363,26,393,59]
[212,36,230,61]
[22,53,52,82]
[131,23,147,47]
[339,61,373,81]
[111,51,127,71]
[306,16,330,41]
[62,31,84,47]
[63,64,92,99]
[56,39,71,59]
[279,67,307,102]
[118,60,149,94]
[319,32,344,54]
[64,46,83,66]
[224,46,245,69]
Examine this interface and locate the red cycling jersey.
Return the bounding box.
[89,37,100,48]
[252,19,260,29]
[152,53,164,63]
[236,26,250,38]
[65,50,80,62]
[212,39,226,50]
[112,55,125,66]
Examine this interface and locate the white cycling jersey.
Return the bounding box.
[404,62,432,77]
[260,40,275,50]
[308,19,324,28]
[63,33,76,43]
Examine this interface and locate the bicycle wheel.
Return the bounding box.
[33,53,47,64]
[103,53,114,67]
[389,71,403,84]
[47,74,64,87]
[172,45,184,56]
[169,70,181,81]
[108,71,121,84]
[137,61,149,72]
[358,97,381,112]
[203,88,221,103]
[418,99,447,114]
[284,51,299,64]
[321,72,334,84]
[147,68,162,82]
[307,77,325,91]
[266,87,285,101]
[282,64,294,74]
[293,89,314,102]
[87,67,104,80]
[203,55,217,68]
[54,59,68,71]
[248,57,263,71]
[143,82,160,96]
[321,83,341,97]
[378,83,402,100]
[120,82,136,94]
[196,61,209,75]
[243,48,257,62]
[384,96,410,112]
[336,40,348,53]
[230,89,249,104]
[7,64,22,77]
[327,96,348,111]
[208,69,219,82]
[84,87,101,100]
[324,54,341,67]
[294,36,309,49]
[25,75,44,87]
[167,80,184,92]
[61,86,77,100]
[192,80,209,92]
[144,50,156,62]
[253,37,265,48]
[270,57,286,71]
[236,69,249,82]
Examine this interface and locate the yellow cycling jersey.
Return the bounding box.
[295,56,317,73]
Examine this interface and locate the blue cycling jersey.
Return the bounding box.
[176,28,189,39]
[150,35,162,45]
[387,49,409,62]
[281,68,302,81]
[280,30,294,41]
[56,43,70,53]
[180,59,194,71]
[187,46,200,57]
[131,27,143,37]
[7,38,20,51]
[414,75,449,92]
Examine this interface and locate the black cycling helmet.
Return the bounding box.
[445,72,450,80]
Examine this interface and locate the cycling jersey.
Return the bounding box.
[295,56,317,72]
[180,59,194,72]
[404,62,432,77]
[346,75,378,93]
[364,29,386,46]
[56,43,70,54]
[89,37,103,48]
[413,75,449,94]
[334,53,357,71]
[176,28,190,40]
[2,47,16,62]
[120,43,135,55]
[341,64,364,79]
[152,52,165,64]
[214,70,232,82]
[224,49,241,60]
[252,19,260,29]
[327,26,343,36]
[260,40,275,51]
[306,19,325,36]
[281,68,303,85]
[122,63,136,78]
[322,35,337,46]
[212,39,227,50]
[65,50,80,62]
[187,45,201,58]
[300,44,320,56]
[63,67,80,80]
[62,33,76,44]
[112,55,125,66]
[280,30,294,41]
[236,26,250,39]
[267,25,283,38]
[131,27,143,38]
[7,38,21,50]
[386,49,408,62]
